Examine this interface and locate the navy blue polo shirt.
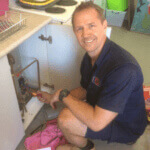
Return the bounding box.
[80,38,147,143]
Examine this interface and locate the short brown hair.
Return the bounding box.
[72,1,106,28]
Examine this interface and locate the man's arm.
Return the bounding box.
[37,87,117,132]
[70,86,87,100]
[63,94,118,132]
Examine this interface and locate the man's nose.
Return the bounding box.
[82,28,91,38]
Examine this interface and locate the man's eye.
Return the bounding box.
[77,27,82,31]
[89,24,95,28]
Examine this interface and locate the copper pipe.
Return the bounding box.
[12,58,41,90]
[12,59,37,76]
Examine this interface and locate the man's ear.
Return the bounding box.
[103,20,108,30]
[103,20,108,34]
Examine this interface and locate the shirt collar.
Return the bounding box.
[95,38,111,67]
[86,38,111,70]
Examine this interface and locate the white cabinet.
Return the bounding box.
[8,23,85,133]
[0,55,24,150]
[17,24,85,91]
[46,24,85,90]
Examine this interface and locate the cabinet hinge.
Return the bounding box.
[39,34,52,44]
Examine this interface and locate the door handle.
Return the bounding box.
[39,34,52,44]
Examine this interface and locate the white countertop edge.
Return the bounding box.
[0,17,52,59]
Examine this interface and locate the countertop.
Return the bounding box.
[0,11,52,58]
[0,0,84,58]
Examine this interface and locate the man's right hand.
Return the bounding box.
[37,91,52,103]
[37,90,62,109]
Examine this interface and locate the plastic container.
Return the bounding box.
[105,9,127,27]
[107,0,128,11]
[94,0,107,9]
[148,4,150,15]
[143,84,150,123]
[0,0,9,16]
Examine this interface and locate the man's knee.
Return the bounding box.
[57,108,72,130]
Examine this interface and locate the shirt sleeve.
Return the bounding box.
[97,65,137,114]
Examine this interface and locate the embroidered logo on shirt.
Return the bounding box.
[92,76,100,87]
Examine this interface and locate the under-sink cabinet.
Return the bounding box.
[0,21,84,150]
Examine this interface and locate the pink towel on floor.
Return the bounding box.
[24,119,68,150]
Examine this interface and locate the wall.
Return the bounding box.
[110,27,150,84]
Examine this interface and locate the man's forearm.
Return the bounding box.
[70,86,87,100]
[59,87,117,132]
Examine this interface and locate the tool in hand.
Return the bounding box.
[31,92,47,102]
[31,92,42,98]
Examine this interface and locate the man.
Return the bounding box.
[37,2,147,150]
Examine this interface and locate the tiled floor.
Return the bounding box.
[16,27,150,150]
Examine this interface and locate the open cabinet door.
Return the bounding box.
[0,56,24,150]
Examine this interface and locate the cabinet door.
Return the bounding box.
[0,56,24,150]
[18,26,50,85]
[46,24,85,90]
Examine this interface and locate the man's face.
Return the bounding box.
[73,8,107,56]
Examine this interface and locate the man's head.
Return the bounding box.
[72,2,106,28]
[72,2,107,58]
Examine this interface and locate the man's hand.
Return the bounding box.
[37,89,62,109]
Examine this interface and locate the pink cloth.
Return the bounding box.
[24,119,68,150]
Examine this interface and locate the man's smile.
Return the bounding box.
[84,38,96,44]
